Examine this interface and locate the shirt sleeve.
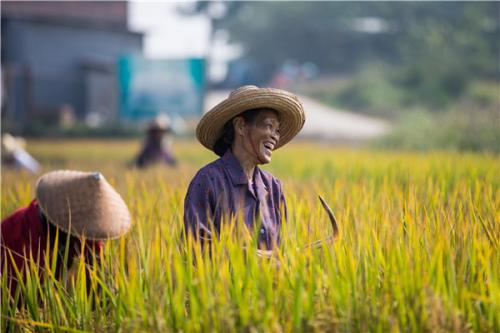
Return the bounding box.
[1,200,40,265]
[275,180,287,247]
[278,180,288,224]
[183,171,216,242]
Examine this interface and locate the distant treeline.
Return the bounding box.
[190,2,499,109]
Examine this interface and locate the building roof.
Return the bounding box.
[1,1,129,29]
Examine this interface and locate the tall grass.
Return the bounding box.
[1,139,498,332]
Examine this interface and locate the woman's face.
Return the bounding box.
[243,109,281,164]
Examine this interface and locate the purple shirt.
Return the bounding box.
[184,150,287,249]
[135,138,176,168]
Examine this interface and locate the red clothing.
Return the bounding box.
[1,199,103,299]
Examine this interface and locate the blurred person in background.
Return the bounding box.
[1,133,40,174]
[1,170,131,303]
[183,85,305,250]
[134,115,177,168]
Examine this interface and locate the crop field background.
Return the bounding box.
[1,139,499,332]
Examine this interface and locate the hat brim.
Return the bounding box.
[196,88,305,152]
[36,170,131,241]
[2,134,24,152]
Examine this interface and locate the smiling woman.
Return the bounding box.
[183,85,305,249]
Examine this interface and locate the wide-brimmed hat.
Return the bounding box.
[196,85,305,152]
[148,115,171,132]
[2,133,26,154]
[36,170,131,240]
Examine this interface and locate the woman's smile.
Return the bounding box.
[245,110,281,164]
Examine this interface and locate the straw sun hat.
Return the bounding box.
[148,115,171,132]
[196,85,305,152]
[36,170,131,240]
[2,133,26,153]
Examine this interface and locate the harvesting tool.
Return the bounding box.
[257,194,339,258]
[301,195,339,250]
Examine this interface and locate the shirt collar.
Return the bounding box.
[253,168,269,197]
[221,149,249,186]
[221,150,269,194]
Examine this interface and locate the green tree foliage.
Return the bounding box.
[193,1,499,108]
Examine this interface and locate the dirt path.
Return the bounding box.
[205,91,391,142]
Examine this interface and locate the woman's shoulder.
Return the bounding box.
[185,158,225,200]
[190,157,225,182]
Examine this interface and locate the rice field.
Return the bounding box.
[1,139,499,332]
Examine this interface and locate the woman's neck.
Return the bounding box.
[231,145,257,181]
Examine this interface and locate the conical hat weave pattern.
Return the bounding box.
[196,85,305,152]
[36,170,131,240]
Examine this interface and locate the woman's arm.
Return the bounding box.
[183,172,216,244]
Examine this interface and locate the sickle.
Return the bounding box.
[256,195,340,259]
[318,195,339,239]
[298,195,339,250]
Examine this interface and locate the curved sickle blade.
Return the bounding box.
[318,195,339,238]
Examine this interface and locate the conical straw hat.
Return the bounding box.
[196,85,305,152]
[36,170,131,240]
[2,133,25,153]
[148,115,171,132]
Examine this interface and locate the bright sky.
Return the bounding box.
[128,1,211,58]
[128,1,240,81]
